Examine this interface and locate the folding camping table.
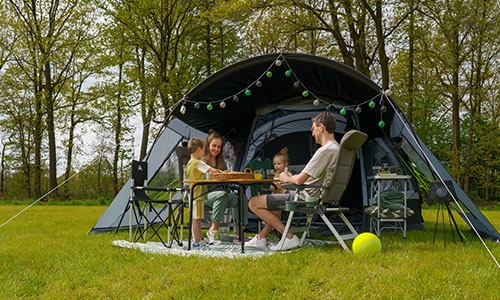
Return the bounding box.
[184,178,273,253]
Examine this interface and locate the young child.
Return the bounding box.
[185,137,221,245]
[245,148,291,249]
[270,147,292,194]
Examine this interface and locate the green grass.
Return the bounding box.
[0,205,498,299]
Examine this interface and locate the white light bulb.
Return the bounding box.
[180,105,186,114]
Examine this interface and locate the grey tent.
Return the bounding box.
[89,53,500,242]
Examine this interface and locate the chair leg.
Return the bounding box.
[134,202,170,248]
[168,201,184,247]
[319,211,355,251]
[277,210,297,249]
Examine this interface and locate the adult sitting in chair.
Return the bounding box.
[246,111,340,251]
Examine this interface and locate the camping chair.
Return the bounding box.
[176,145,237,233]
[129,160,185,247]
[278,129,368,251]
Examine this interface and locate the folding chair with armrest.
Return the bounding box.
[278,130,368,251]
[130,160,185,248]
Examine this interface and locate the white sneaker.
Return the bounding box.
[244,235,267,249]
[206,230,220,245]
[270,235,300,251]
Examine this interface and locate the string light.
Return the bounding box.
[175,53,393,129]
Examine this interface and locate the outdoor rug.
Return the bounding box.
[112,237,336,258]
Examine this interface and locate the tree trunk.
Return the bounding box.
[113,58,123,195]
[44,60,58,197]
[407,0,415,124]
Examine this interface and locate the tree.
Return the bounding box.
[7,0,99,197]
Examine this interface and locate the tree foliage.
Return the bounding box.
[0,0,498,202]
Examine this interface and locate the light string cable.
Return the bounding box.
[0,118,156,230]
[178,52,384,117]
[384,93,500,269]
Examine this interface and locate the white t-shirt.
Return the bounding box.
[302,140,340,197]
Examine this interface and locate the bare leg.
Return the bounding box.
[210,221,219,232]
[192,219,202,242]
[248,195,294,239]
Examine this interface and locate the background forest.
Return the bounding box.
[0,0,498,204]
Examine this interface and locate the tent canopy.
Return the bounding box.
[172,53,389,141]
[91,53,500,242]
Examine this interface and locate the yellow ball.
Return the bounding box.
[352,232,382,256]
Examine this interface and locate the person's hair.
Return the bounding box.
[202,129,226,169]
[274,147,289,165]
[187,137,204,155]
[312,111,336,133]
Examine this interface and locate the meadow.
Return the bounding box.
[0,204,498,299]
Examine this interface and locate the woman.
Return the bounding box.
[202,130,246,243]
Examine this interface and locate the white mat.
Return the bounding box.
[113,238,334,259]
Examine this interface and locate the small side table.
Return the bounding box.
[368,174,412,238]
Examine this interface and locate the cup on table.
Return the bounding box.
[254,173,262,180]
[266,169,274,179]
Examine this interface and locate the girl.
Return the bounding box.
[270,147,292,194]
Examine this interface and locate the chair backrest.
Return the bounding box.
[131,160,150,200]
[321,130,368,204]
[175,146,190,183]
[132,160,148,187]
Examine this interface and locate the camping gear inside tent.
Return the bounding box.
[89,53,500,242]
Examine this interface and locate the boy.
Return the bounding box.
[186,137,221,245]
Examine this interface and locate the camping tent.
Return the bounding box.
[90,53,500,242]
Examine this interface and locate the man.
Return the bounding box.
[245,111,340,251]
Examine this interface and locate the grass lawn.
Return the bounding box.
[0,205,498,299]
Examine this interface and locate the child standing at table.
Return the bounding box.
[186,137,221,245]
